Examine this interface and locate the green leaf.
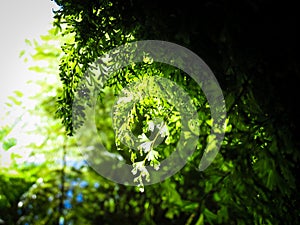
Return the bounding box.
[14,90,23,97]
[2,138,17,151]
[7,96,21,106]
[195,214,204,225]
[182,202,199,212]
[19,50,26,58]
[203,208,217,223]
[0,127,11,141]
[25,39,32,46]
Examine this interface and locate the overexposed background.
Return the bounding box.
[0,0,60,166]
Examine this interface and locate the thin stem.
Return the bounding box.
[58,140,67,225]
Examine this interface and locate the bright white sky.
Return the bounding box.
[0,0,58,106]
[0,0,60,166]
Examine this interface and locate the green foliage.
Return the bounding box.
[1,0,299,224]
[0,125,17,151]
[51,0,300,224]
[2,138,17,151]
[0,167,37,224]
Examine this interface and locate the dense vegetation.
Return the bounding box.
[1,0,299,224]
